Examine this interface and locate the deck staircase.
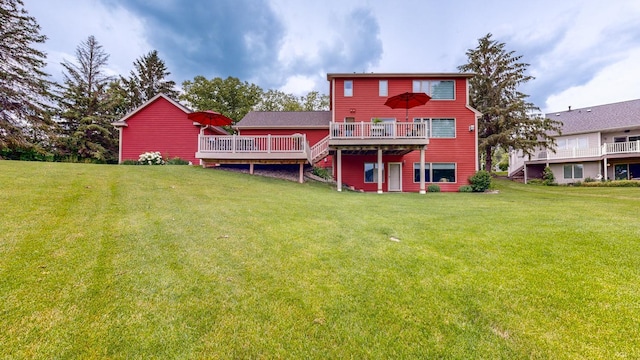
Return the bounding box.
[309,135,330,164]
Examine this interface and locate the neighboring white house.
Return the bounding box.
[509,99,640,184]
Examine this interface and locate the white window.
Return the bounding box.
[364,163,383,183]
[379,80,388,96]
[344,80,353,97]
[558,137,588,149]
[563,164,583,179]
[412,80,454,99]
[413,118,455,138]
[414,163,456,183]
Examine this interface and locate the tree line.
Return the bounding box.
[2,0,560,170]
[0,0,329,163]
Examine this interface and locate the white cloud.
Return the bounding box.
[279,75,317,96]
[28,0,150,83]
[544,48,640,112]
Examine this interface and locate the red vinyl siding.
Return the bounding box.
[331,76,477,192]
[120,97,201,164]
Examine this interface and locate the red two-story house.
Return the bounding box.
[326,73,480,193]
[192,72,480,192]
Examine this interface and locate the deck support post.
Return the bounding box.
[419,148,426,194]
[249,163,254,174]
[377,148,383,194]
[604,157,608,181]
[299,163,304,183]
[336,149,342,192]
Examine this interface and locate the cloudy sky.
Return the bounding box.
[27,0,640,113]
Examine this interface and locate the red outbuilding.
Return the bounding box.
[112,94,227,164]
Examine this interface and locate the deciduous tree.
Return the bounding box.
[254,89,301,111]
[458,33,561,171]
[180,76,262,123]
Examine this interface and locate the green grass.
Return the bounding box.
[1,161,639,359]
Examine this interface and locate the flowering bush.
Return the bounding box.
[138,151,165,165]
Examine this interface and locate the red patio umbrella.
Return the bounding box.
[187,110,234,126]
[384,92,431,121]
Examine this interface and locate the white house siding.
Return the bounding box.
[550,161,601,184]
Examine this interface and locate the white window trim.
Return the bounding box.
[344,80,353,97]
[379,80,388,97]
[364,163,384,183]
[412,80,456,100]
[413,118,456,138]
[413,162,457,183]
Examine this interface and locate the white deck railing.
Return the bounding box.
[199,135,308,154]
[330,122,428,139]
[606,140,640,154]
[310,135,330,162]
[508,140,640,175]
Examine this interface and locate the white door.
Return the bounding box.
[388,163,402,191]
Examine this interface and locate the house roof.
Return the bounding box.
[235,111,331,129]
[548,99,640,135]
[111,93,227,134]
[327,72,475,80]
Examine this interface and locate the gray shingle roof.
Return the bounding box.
[548,99,640,135]
[235,111,331,128]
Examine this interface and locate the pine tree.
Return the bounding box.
[57,35,117,162]
[0,0,55,151]
[458,33,562,171]
[121,50,178,111]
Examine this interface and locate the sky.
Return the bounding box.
[26,0,640,113]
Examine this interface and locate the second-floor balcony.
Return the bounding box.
[330,121,428,139]
[328,121,429,149]
[532,141,640,161]
[509,140,640,175]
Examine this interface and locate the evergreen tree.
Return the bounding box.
[121,50,178,111]
[57,35,117,162]
[0,0,55,151]
[458,33,562,171]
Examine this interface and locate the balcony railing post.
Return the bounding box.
[232,135,236,153]
[268,134,271,153]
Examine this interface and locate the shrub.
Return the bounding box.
[312,166,331,179]
[469,170,492,192]
[121,159,138,165]
[527,179,543,185]
[166,157,190,165]
[427,184,441,192]
[138,151,165,165]
[580,180,640,187]
[542,166,556,186]
[458,185,473,193]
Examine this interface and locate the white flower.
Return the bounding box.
[138,151,165,165]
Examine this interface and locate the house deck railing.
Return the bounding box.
[199,134,308,155]
[606,140,640,154]
[508,140,640,175]
[330,121,428,139]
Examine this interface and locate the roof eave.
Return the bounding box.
[327,72,475,80]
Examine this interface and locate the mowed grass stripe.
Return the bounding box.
[0,161,639,359]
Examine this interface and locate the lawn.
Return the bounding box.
[1,161,639,359]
